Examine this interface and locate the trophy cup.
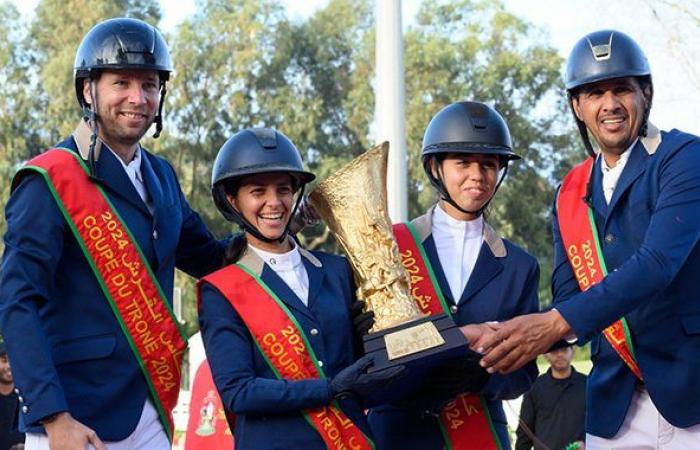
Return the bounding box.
[308,142,467,377]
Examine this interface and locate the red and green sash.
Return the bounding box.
[16,148,188,440]
[199,264,375,450]
[557,158,642,380]
[393,222,502,450]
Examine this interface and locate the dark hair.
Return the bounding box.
[223,232,247,266]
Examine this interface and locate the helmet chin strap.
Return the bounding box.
[153,80,167,139]
[86,79,103,183]
[232,185,306,245]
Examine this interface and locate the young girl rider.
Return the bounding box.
[198,128,402,450]
[368,102,540,450]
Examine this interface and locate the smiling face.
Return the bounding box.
[228,172,296,252]
[572,77,651,163]
[435,153,501,221]
[83,69,160,157]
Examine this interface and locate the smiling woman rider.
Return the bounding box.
[197,127,403,450]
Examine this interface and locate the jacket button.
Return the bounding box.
[21,405,29,414]
[14,388,19,394]
[153,229,158,240]
[449,305,458,314]
[318,360,324,367]
[604,233,614,243]
[17,396,23,403]
[310,328,319,336]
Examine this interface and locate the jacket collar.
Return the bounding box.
[72,120,103,160]
[604,122,662,215]
[640,122,661,155]
[411,204,507,258]
[237,239,323,320]
[237,239,322,277]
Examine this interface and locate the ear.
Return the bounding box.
[226,193,239,212]
[642,85,653,108]
[571,97,583,121]
[82,79,93,107]
[429,157,441,179]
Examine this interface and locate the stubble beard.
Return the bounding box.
[97,107,155,150]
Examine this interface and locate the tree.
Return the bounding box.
[0,2,42,254]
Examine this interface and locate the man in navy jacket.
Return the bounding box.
[470,30,700,447]
[0,18,224,450]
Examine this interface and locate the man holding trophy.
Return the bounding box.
[310,101,540,450]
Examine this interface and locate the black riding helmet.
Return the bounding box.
[421,101,520,217]
[212,128,315,243]
[74,18,172,180]
[565,30,653,156]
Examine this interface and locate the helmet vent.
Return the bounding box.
[465,103,489,129]
[588,32,613,61]
[251,127,278,150]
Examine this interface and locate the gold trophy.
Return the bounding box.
[309,142,467,374]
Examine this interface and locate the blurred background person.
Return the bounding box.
[0,341,24,450]
[515,346,586,450]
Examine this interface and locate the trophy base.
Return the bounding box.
[362,313,469,404]
[363,313,468,372]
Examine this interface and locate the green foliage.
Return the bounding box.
[0,0,584,331]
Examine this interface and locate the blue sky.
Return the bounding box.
[9,0,700,135]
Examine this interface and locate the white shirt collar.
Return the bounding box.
[249,242,303,272]
[109,146,144,183]
[600,138,637,173]
[433,202,483,238]
[599,138,637,204]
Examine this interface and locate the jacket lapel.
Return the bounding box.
[590,158,608,223]
[457,242,503,305]
[141,152,164,215]
[95,149,152,217]
[422,236,455,305]
[605,140,648,218]
[300,248,325,311]
[141,152,168,265]
[261,267,316,321]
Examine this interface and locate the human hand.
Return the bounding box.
[331,354,405,401]
[289,195,320,234]
[459,321,501,351]
[351,299,374,337]
[476,310,572,374]
[396,354,490,414]
[44,412,106,450]
[428,354,491,396]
